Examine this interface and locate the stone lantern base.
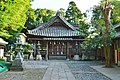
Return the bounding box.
[37,54,42,60]
[73,55,80,60]
[10,59,23,71]
[9,52,23,71]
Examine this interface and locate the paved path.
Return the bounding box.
[1,60,119,80]
[91,65,120,80]
[42,61,75,80]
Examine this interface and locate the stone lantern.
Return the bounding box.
[0,38,8,60]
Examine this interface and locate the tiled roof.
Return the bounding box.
[114,23,120,29]
[114,23,120,38]
[115,32,120,37]
[0,38,8,45]
[28,26,84,37]
[27,14,85,37]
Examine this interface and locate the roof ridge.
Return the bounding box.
[58,15,75,30]
[28,14,75,31]
[114,23,120,29]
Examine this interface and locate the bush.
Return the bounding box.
[0,58,5,62]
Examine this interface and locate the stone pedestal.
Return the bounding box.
[10,55,13,61]
[29,53,34,60]
[24,54,29,61]
[10,59,23,71]
[82,53,86,60]
[74,55,80,60]
[66,58,70,61]
[10,52,23,71]
[37,54,42,60]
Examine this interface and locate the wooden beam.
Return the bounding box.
[28,38,85,41]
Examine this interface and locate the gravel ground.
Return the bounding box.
[66,61,112,80]
[0,61,113,80]
[0,68,46,80]
[0,61,49,80]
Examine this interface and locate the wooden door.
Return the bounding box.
[48,41,66,56]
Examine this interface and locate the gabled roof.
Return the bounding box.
[30,14,75,31]
[115,32,120,37]
[0,38,8,45]
[27,14,85,37]
[114,23,120,38]
[114,23,120,29]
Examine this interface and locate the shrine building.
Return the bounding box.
[26,14,85,60]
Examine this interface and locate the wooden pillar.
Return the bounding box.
[46,42,48,60]
[78,42,81,57]
[33,41,37,60]
[67,42,69,60]
[75,41,78,55]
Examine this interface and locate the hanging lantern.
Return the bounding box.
[54,42,56,45]
[75,42,78,46]
[62,42,64,45]
[50,41,52,44]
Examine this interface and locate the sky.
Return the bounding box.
[31,0,101,13]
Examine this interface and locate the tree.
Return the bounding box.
[57,8,65,17]
[25,8,56,30]
[25,8,36,30]
[92,0,120,25]
[110,0,120,25]
[65,1,89,36]
[0,0,30,41]
[90,0,117,67]
[65,1,83,24]
[35,8,56,23]
[101,0,113,67]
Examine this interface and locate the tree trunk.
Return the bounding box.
[102,0,113,67]
[103,44,112,67]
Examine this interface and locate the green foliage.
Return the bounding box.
[25,7,36,30]
[0,58,5,62]
[7,45,15,55]
[91,0,120,25]
[23,44,32,54]
[35,8,56,23]
[87,0,118,48]
[65,1,83,24]
[110,0,120,25]
[81,27,116,50]
[25,8,56,30]
[57,8,65,17]
[0,0,30,40]
[65,1,89,36]
[80,33,101,50]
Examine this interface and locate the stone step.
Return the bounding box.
[49,56,66,60]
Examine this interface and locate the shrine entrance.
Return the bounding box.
[48,41,67,59]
